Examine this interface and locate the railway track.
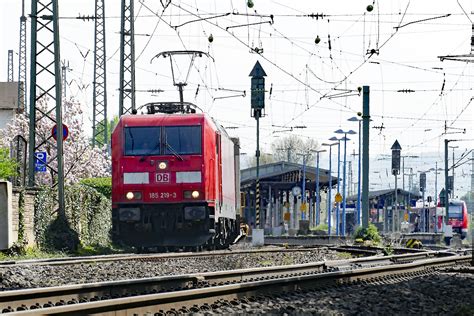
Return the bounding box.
[0,246,377,268]
[1,251,467,314]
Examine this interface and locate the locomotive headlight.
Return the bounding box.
[158,161,167,170]
[125,191,142,200]
[191,190,200,198]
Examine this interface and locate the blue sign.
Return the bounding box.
[35,152,47,172]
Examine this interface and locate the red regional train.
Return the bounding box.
[438,199,469,239]
[111,103,241,250]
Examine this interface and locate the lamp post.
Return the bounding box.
[420,172,426,232]
[449,145,458,198]
[348,117,362,226]
[311,149,326,226]
[296,152,310,221]
[328,137,341,235]
[322,142,338,235]
[334,129,356,236]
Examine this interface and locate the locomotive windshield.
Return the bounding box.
[124,125,201,156]
[448,204,463,219]
[124,127,161,156]
[164,126,201,155]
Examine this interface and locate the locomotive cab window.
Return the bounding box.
[164,126,202,155]
[124,127,161,156]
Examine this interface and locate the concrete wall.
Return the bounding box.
[0,181,37,250]
[12,187,37,246]
[0,81,19,130]
[0,181,14,250]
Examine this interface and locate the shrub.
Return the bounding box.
[354,224,381,244]
[80,177,112,198]
[311,224,329,231]
[0,147,18,180]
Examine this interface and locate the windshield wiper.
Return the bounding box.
[139,142,161,162]
[165,142,184,161]
[127,128,135,153]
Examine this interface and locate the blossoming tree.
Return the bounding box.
[0,99,111,185]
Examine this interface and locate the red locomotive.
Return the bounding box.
[111,102,241,250]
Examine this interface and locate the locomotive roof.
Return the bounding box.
[119,113,231,137]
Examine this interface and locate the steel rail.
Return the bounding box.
[9,254,470,315]
[0,251,449,313]
[0,247,336,267]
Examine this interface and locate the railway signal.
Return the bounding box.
[249,61,267,230]
[391,140,402,232]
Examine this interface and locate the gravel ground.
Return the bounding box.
[196,269,474,315]
[0,248,342,291]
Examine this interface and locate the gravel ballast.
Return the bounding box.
[195,269,474,315]
[0,248,343,291]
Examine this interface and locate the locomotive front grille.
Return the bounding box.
[113,203,215,247]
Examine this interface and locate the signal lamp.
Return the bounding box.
[158,161,167,170]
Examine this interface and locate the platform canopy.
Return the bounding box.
[346,188,422,203]
[240,161,338,191]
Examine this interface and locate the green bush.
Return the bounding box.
[311,224,329,231]
[35,184,112,252]
[0,147,18,180]
[80,177,112,198]
[354,224,381,244]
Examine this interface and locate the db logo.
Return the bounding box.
[156,173,170,183]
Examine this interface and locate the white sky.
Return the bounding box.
[1,0,473,197]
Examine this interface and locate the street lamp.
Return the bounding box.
[334,129,356,236]
[296,152,310,221]
[311,149,326,226]
[448,145,459,198]
[348,117,362,226]
[322,142,338,236]
[328,136,342,235]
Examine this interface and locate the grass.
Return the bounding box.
[0,246,67,261]
[336,252,353,259]
[0,243,129,262]
[258,260,274,266]
[282,255,294,265]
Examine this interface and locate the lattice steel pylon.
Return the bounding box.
[18,0,27,112]
[93,0,108,147]
[119,0,136,116]
[28,0,65,215]
[7,50,14,82]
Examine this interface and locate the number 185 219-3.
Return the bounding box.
[149,192,177,199]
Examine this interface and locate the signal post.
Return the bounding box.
[249,61,266,246]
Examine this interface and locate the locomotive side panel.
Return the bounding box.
[219,134,237,219]
[202,119,217,207]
